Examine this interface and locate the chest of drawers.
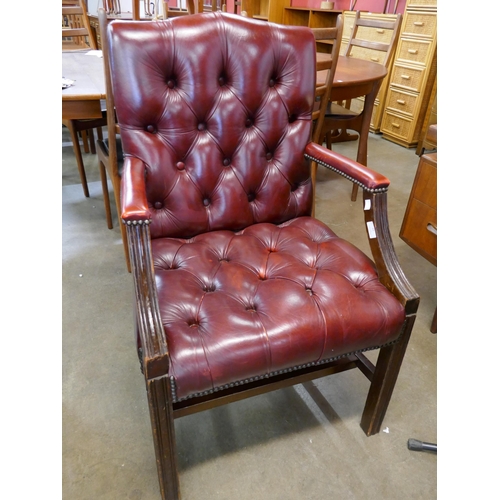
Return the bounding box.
[399,152,437,265]
[380,1,437,147]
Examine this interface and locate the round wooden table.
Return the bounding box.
[317,54,387,168]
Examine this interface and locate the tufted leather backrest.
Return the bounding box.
[108,12,316,239]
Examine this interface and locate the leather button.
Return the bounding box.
[269,79,276,87]
[265,152,273,160]
[222,158,231,166]
[198,123,206,131]
[154,202,163,209]
[203,198,210,206]
[289,115,296,123]
[218,76,225,86]
[247,193,255,202]
[176,162,185,170]
[167,80,175,89]
[245,118,253,128]
[146,125,156,133]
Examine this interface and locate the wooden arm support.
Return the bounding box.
[121,157,170,380]
[363,190,419,314]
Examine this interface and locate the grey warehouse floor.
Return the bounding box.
[62,127,437,500]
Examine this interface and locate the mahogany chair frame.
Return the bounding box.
[108,14,419,500]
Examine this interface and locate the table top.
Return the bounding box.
[62,51,106,102]
[317,54,387,88]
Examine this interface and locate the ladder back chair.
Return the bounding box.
[62,0,97,50]
[310,17,343,215]
[106,12,419,499]
[321,11,402,201]
[95,9,131,271]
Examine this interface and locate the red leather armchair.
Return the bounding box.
[107,12,419,500]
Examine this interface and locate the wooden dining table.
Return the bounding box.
[62,51,106,120]
[317,54,387,168]
[63,50,107,198]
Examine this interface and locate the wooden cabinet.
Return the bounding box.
[339,10,400,133]
[399,152,437,266]
[243,0,291,23]
[281,7,342,54]
[282,7,342,28]
[380,0,437,147]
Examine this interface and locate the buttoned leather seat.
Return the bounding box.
[154,218,405,401]
[107,12,419,500]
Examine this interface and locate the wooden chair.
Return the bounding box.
[62,0,97,51]
[62,0,108,199]
[186,0,219,14]
[310,17,343,215]
[107,13,419,499]
[95,9,133,272]
[320,11,402,201]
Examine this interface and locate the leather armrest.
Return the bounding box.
[121,157,152,222]
[305,142,390,193]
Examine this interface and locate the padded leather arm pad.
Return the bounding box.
[121,156,152,222]
[305,142,390,192]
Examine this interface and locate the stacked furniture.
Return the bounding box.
[380,0,437,147]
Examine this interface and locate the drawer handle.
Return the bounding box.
[427,223,437,235]
[408,49,418,54]
[376,29,385,33]
[370,56,380,62]
[396,99,406,105]
[413,21,424,26]
[401,74,411,80]
[391,123,401,128]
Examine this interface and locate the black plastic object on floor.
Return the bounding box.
[408,438,437,454]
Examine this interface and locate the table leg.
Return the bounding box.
[67,120,90,198]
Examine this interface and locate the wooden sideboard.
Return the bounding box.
[400,150,437,266]
[380,0,437,147]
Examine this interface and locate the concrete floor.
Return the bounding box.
[62,127,437,500]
